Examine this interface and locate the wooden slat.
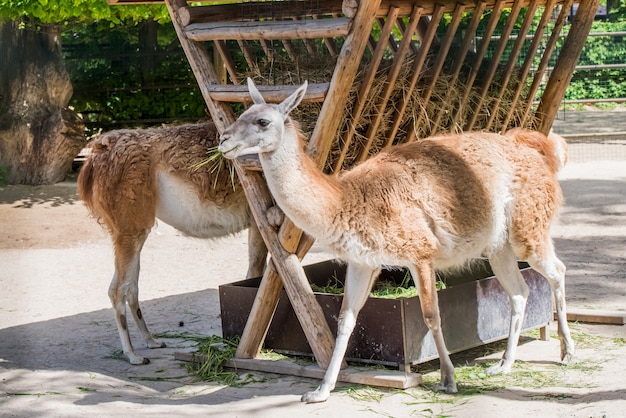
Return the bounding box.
[486,0,540,131]
[281,38,298,61]
[376,0,540,17]
[333,6,401,171]
[307,0,383,167]
[314,14,340,57]
[450,0,506,131]
[205,83,329,103]
[213,39,241,85]
[520,0,574,128]
[358,6,423,163]
[501,0,558,131]
[536,0,601,134]
[430,0,487,134]
[184,18,352,41]
[410,3,466,138]
[466,0,524,131]
[390,3,445,145]
[236,39,257,71]
[484,1,537,131]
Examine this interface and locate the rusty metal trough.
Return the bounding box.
[220,259,552,371]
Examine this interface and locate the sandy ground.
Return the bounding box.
[1,128,625,416]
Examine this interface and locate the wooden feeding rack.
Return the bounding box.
[110,0,599,386]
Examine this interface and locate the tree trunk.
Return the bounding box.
[0,21,85,185]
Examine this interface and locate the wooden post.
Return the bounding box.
[536,0,600,134]
[165,0,337,369]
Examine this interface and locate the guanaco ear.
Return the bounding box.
[247,77,266,105]
[279,81,307,117]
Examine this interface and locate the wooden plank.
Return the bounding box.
[377,0,540,17]
[230,358,420,389]
[559,309,626,325]
[174,353,422,389]
[206,83,329,103]
[184,18,351,41]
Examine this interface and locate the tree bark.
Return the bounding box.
[0,21,85,185]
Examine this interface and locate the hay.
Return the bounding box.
[326,54,539,172]
[239,44,539,173]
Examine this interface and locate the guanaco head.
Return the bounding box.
[219,77,307,159]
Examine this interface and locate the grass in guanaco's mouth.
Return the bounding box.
[190,146,237,189]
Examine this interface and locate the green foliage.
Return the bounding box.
[0,0,170,25]
[310,270,446,299]
[62,20,206,133]
[565,20,626,101]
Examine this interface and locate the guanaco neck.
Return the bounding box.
[258,118,342,234]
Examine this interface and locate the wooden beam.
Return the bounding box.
[175,353,423,389]
[111,0,549,18]
[559,309,626,325]
[184,18,351,41]
[206,83,329,103]
[178,0,346,26]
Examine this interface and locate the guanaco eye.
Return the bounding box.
[258,118,270,127]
